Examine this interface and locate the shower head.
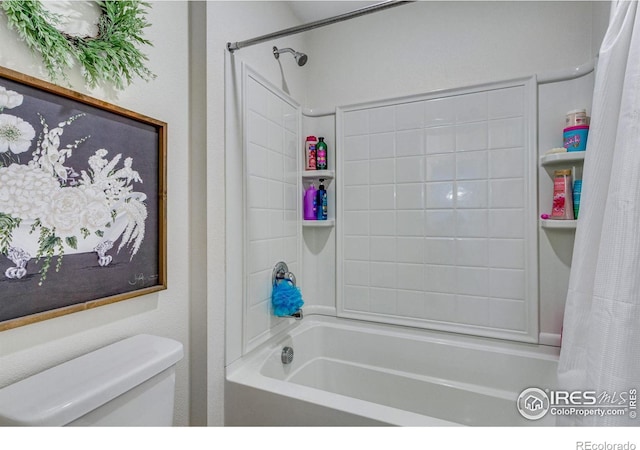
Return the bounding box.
[273,46,308,66]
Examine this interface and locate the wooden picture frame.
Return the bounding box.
[0,66,167,331]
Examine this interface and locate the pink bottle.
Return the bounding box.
[305,136,317,170]
[551,169,574,220]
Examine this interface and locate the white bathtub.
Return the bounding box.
[226,315,560,426]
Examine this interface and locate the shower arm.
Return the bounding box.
[273,47,295,59]
[227,0,413,53]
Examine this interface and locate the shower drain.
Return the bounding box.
[281,346,294,364]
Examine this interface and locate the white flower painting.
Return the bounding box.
[0,114,36,154]
[0,86,23,110]
[0,84,148,284]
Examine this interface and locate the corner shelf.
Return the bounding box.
[540,151,585,167]
[540,150,583,231]
[541,219,577,230]
[302,219,335,228]
[302,170,334,181]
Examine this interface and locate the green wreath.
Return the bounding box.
[1,0,155,89]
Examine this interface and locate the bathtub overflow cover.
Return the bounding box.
[281,346,294,364]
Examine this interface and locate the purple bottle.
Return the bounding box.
[303,184,317,220]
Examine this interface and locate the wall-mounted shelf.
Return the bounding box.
[302,170,334,181]
[540,151,585,167]
[540,150,584,228]
[541,219,577,230]
[302,219,335,228]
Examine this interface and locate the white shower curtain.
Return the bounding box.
[557,1,640,426]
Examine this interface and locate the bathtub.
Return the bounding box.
[225,315,560,426]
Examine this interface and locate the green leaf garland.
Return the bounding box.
[0,212,21,255]
[1,0,156,89]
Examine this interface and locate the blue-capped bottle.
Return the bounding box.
[316,178,327,220]
[573,179,582,219]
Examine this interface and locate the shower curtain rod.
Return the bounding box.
[227,0,413,53]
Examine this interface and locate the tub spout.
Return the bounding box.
[289,309,303,320]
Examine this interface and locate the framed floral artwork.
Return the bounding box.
[0,66,167,331]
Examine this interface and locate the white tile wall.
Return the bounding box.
[244,74,299,348]
[339,80,536,341]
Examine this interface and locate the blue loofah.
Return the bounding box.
[271,281,304,317]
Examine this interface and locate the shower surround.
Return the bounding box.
[226,64,595,425]
[238,70,539,354]
[223,1,606,426]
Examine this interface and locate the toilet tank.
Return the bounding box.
[0,334,184,426]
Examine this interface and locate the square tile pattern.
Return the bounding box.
[341,85,529,333]
[245,75,299,344]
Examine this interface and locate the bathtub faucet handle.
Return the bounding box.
[284,271,296,286]
[272,261,296,287]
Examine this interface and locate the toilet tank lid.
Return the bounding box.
[0,334,184,426]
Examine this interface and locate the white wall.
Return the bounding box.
[188,1,210,426]
[305,1,607,110]
[0,1,196,426]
